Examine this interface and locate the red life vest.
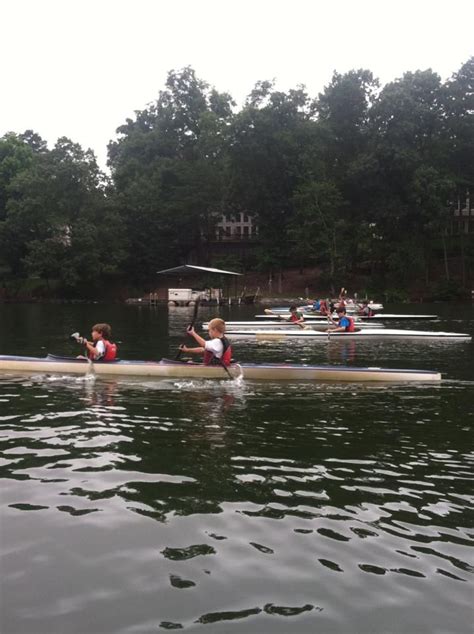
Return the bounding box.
[359,306,374,317]
[103,340,117,361]
[87,339,117,362]
[203,336,232,367]
[345,316,356,332]
[289,313,300,323]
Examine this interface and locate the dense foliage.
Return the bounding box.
[1,60,473,297]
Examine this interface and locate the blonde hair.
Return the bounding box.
[208,318,225,334]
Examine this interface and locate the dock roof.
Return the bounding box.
[156,264,242,276]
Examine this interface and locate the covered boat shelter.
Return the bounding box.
[155,264,243,305]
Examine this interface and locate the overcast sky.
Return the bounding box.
[1,0,472,170]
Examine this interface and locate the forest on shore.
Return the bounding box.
[0,58,473,301]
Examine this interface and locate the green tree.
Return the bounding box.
[359,69,449,283]
[0,134,125,288]
[227,83,315,280]
[108,66,234,283]
[312,70,380,273]
[315,69,379,164]
[290,179,346,289]
[0,133,38,273]
[440,57,474,189]
[440,58,474,286]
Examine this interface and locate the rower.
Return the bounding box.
[288,305,306,328]
[311,298,321,312]
[358,300,374,317]
[338,288,346,308]
[327,307,356,333]
[75,323,118,361]
[179,318,232,366]
[319,299,330,316]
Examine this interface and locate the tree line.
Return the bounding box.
[1,59,473,298]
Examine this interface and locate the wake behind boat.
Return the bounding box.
[0,354,442,382]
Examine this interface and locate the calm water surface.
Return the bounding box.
[0,303,473,633]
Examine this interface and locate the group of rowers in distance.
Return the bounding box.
[287,290,376,332]
[306,287,376,318]
[287,304,357,332]
[309,298,375,318]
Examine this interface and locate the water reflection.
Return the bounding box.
[325,339,357,364]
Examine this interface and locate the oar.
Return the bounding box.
[296,319,311,330]
[256,332,286,341]
[264,308,289,321]
[264,308,310,329]
[326,310,337,339]
[217,356,234,380]
[176,298,201,360]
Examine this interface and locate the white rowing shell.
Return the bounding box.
[225,328,471,340]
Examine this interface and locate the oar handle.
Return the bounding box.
[176,299,201,360]
[189,297,200,328]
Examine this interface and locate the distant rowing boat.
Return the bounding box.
[258,311,439,321]
[268,303,384,314]
[0,354,442,382]
[225,328,471,340]
[203,321,384,330]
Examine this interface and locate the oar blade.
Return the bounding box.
[256,332,286,341]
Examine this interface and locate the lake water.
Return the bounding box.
[0,302,473,633]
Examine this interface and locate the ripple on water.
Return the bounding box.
[1,343,473,633]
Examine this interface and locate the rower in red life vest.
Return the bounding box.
[288,305,306,328]
[358,300,374,317]
[327,307,356,333]
[319,300,330,316]
[336,287,347,310]
[180,318,232,366]
[77,323,118,361]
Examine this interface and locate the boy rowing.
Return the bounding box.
[287,305,306,328]
[179,318,232,366]
[327,307,356,333]
[74,323,118,361]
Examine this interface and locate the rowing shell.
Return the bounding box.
[258,312,439,321]
[225,328,471,340]
[203,321,384,330]
[0,355,441,382]
[268,303,384,313]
